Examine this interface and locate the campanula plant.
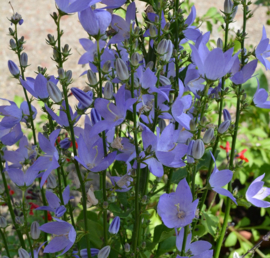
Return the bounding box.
[1,0,270,257]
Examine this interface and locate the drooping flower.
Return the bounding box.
[176,227,213,257]
[246,173,270,208]
[255,26,270,70]
[253,78,270,109]
[157,178,198,228]
[209,152,237,204]
[39,218,76,255]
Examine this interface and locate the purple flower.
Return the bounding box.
[109,216,120,234]
[75,135,116,172]
[190,45,238,81]
[157,178,199,228]
[20,101,37,123]
[246,173,270,208]
[176,227,213,256]
[71,88,93,109]
[230,60,258,85]
[55,0,94,13]
[8,60,20,77]
[73,248,100,258]
[209,151,237,204]
[79,7,111,36]
[39,218,76,255]
[36,185,71,217]
[183,6,201,42]
[255,26,270,70]
[253,78,270,109]
[0,123,23,146]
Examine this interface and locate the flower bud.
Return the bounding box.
[18,248,30,258]
[55,205,66,217]
[217,38,223,49]
[8,60,20,77]
[149,24,157,38]
[98,246,111,258]
[187,140,195,164]
[103,201,109,209]
[0,216,7,228]
[124,243,130,253]
[87,186,98,207]
[159,75,171,86]
[10,39,17,50]
[47,81,62,103]
[62,44,70,55]
[141,195,148,204]
[203,128,214,144]
[11,12,22,24]
[91,108,101,125]
[232,5,238,19]
[157,39,173,62]
[47,174,57,189]
[130,52,141,67]
[104,81,114,99]
[9,27,14,36]
[30,221,40,239]
[16,216,23,225]
[115,58,129,81]
[58,68,65,79]
[223,109,231,121]
[158,119,166,133]
[102,60,111,73]
[109,216,120,234]
[47,34,56,45]
[87,70,97,85]
[224,0,233,13]
[218,120,230,134]
[146,61,154,70]
[60,138,71,149]
[163,22,170,31]
[53,47,60,60]
[192,139,205,159]
[66,70,72,82]
[20,53,28,67]
[71,88,93,109]
[189,119,196,131]
[134,26,141,35]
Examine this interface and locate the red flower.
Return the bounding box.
[29,202,52,221]
[220,141,231,153]
[236,149,249,162]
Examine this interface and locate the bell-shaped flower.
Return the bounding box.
[4,136,37,168]
[209,152,237,204]
[71,88,93,109]
[8,60,20,77]
[39,218,76,255]
[36,185,71,217]
[79,7,111,36]
[75,135,116,172]
[31,129,60,187]
[190,45,238,81]
[246,173,270,208]
[55,0,93,13]
[157,178,199,228]
[109,2,136,44]
[184,64,205,94]
[255,26,270,70]
[230,60,258,85]
[90,85,136,136]
[176,227,213,257]
[253,78,270,109]
[45,101,80,127]
[0,123,23,146]
[172,79,193,130]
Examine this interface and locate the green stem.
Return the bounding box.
[214,3,247,257]
[97,39,108,245]
[0,228,10,257]
[22,190,34,258]
[0,158,25,248]
[181,226,189,255]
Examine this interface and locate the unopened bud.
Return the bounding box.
[53,47,60,60]
[232,5,238,19]
[0,216,7,228]
[203,128,214,144]
[47,174,57,188]
[91,108,101,125]
[218,120,230,134]
[149,24,157,38]
[192,139,205,159]
[87,186,98,207]
[20,53,28,67]
[16,216,23,225]
[164,22,170,31]
[47,34,56,45]
[30,221,40,239]
[130,52,141,67]
[190,119,196,131]
[109,216,120,234]
[104,81,114,99]
[124,243,130,253]
[9,27,14,35]
[158,119,166,133]
[62,44,70,55]
[71,87,93,109]
[87,70,97,85]
[10,39,17,50]
[146,61,154,70]
[224,0,233,13]
[47,81,62,103]
[98,245,111,258]
[134,26,140,35]
[157,39,173,62]
[66,70,72,82]
[103,201,109,209]
[141,195,148,205]
[115,58,129,81]
[159,75,171,86]
[18,248,30,258]
[102,60,111,73]
[223,109,231,121]
[217,38,223,49]
[8,60,20,77]
[58,68,65,79]
[187,140,195,164]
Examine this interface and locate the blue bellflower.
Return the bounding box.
[255,26,270,70]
